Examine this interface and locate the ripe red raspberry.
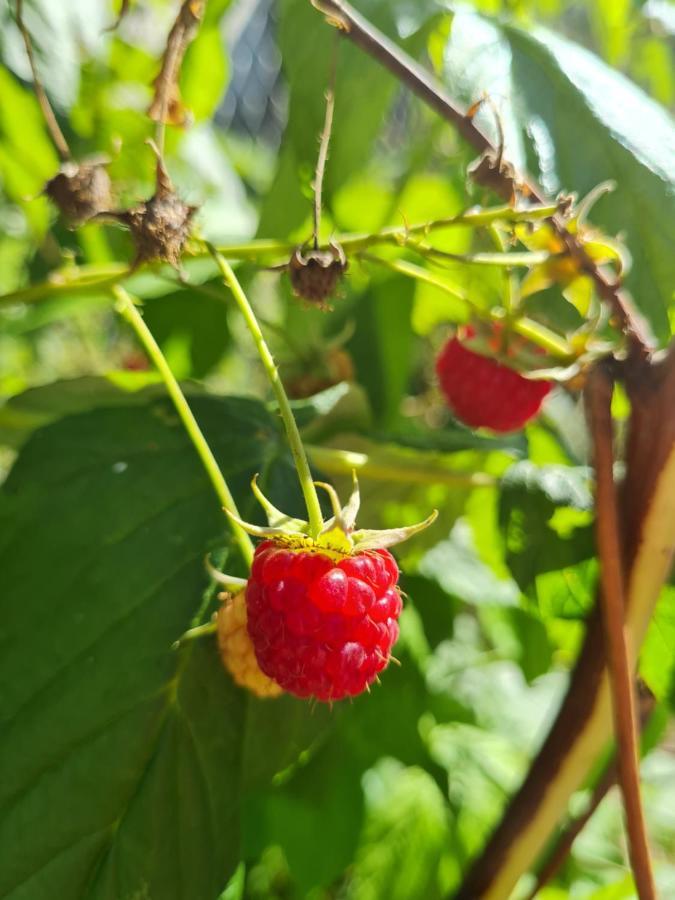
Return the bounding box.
[245,540,402,702]
[436,329,551,432]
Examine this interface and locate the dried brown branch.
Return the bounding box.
[15,0,71,161]
[452,347,675,900]
[105,0,132,33]
[585,363,656,899]
[523,682,656,900]
[309,0,653,350]
[148,0,205,136]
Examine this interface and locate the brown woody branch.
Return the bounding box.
[148,0,205,136]
[310,0,652,351]
[452,345,675,900]
[15,0,71,161]
[524,681,655,900]
[585,364,656,899]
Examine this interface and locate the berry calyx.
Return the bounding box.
[436,325,552,433]
[287,242,347,308]
[217,475,436,703]
[217,590,283,699]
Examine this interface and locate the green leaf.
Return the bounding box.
[0,395,324,900]
[258,0,428,238]
[348,275,415,428]
[0,68,59,234]
[419,519,520,607]
[346,759,451,900]
[445,11,675,342]
[498,460,594,593]
[0,376,196,450]
[142,282,231,379]
[182,27,229,123]
[640,587,675,703]
[243,736,365,895]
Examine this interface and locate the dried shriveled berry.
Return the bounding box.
[288,242,347,308]
[45,161,112,227]
[123,190,196,268]
[104,152,196,269]
[217,590,283,699]
[436,328,552,432]
[285,347,355,399]
[245,542,401,702]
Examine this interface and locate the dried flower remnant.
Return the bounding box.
[45,160,113,228]
[148,0,205,128]
[102,148,197,270]
[287,242,348,308]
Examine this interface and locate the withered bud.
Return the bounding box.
[556,192,576,219]
[44,160,113,227]
[287,242,348,309]
[105,152,197,270]
[468,150,530,205]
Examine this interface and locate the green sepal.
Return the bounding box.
[251,474,307,532]
[352,510,439,551]
[228,475,437,556]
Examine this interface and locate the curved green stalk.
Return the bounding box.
[305,444,496,488]
[112,284,254,568]
[0,204,559,310]
[206,244,325,541]
[364,253,575,360]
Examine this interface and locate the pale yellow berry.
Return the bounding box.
[217,591,283,699]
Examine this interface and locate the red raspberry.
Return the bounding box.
[245,543,402,702]
[436,330,551,432]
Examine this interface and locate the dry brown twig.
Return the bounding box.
[148,0,206,146]
[105,0,132,33]
[524,681,656,900]
[14,0,113,225]
[585,364,656,900]
[14,0,70,161]
[284,43,348,307]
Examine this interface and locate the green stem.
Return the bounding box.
[511,318,575,360]
[206,244,325,541]
[364,252,574,361]
[172,621,218,649]
[306,444,496,488]
[360,253,475,310]
[0,204,559,309]
[112,284,254,568]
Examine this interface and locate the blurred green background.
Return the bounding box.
[0,2,674,899]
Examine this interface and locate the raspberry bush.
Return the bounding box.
[1,3,674,900]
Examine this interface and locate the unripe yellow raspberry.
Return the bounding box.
[216,591,283,699]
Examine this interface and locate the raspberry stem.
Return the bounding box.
[112,284,255,567]
[363,253,575,360]
[0,203,559,310]
[305,445,496,487]
[206,245,325,541]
